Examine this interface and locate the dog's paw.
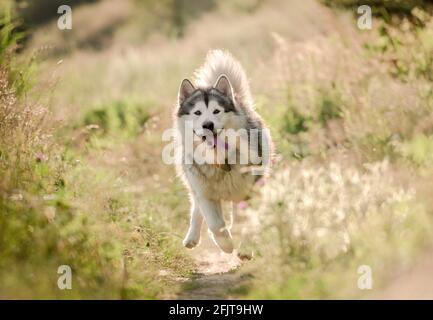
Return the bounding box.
[236,248,254,261]
[210,229,234,254]
[182,234,200,249]
[236,239,255,261]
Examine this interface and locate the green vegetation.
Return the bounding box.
[0,6,192,299]
[1,0,432,299]
[83,99,151,138]
[321,0,432,16]
[239,1,433,298]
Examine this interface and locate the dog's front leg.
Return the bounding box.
[183,203,203,249]
[194,196,234,254]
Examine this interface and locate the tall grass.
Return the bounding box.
[237,4,433,299]
[242,161,431,298]
[3,0,433,299]
[0,9,120,298]
[0,7,193,299]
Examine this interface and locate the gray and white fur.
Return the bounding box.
[174,49,273,253]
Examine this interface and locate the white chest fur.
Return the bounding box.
[191,164,256,202]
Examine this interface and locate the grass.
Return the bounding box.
[1,0,433,299]
[321,0,432,16]
[82,98,151,139]
[242,161,432,298]
[237,2,433,298]
[0,5,193,299]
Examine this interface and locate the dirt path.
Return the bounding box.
[177,233,245,300]
[178,243,433,300]
[374,250,433,300]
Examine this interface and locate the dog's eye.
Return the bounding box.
[194,110,202,116]
[213,109,220,114]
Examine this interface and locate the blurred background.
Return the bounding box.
[0,0,432,299]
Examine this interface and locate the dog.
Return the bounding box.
[174,49,273,253]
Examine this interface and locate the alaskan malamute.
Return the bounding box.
[175,49,272,253]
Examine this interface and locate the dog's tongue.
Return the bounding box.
[203,132,228,150]
[203,132,215,147]
[208,134,228,150]
[215,135,229,150]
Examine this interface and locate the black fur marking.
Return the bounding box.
[177,89,203,116]
[203,91,209,107]
[209,88,237,113]
[177,88,237,117]
[245,117,264,159]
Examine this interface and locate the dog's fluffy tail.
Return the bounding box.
[194,49,253,107]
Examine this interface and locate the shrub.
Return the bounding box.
[282,108,310,135]
[83,99,151,138]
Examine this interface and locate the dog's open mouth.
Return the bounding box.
[201,133,217,146]
[194,130,227,150]
[202,133,218,149]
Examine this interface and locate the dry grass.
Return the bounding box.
[241,160,431,298]
[234,3,433,298]
[1,0,433,299]
[0,4,194,298]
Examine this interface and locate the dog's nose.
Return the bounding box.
[202,121,214,132]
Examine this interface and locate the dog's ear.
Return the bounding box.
[214,74,234,100]
[178,79,195,105]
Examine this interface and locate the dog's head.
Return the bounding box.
[176,75,243,146]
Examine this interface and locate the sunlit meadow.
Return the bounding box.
[1,0,432,299]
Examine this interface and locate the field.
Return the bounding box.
[1,0,433,299]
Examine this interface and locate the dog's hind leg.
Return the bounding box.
[183,203,203,249]
[231,202,254,260]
